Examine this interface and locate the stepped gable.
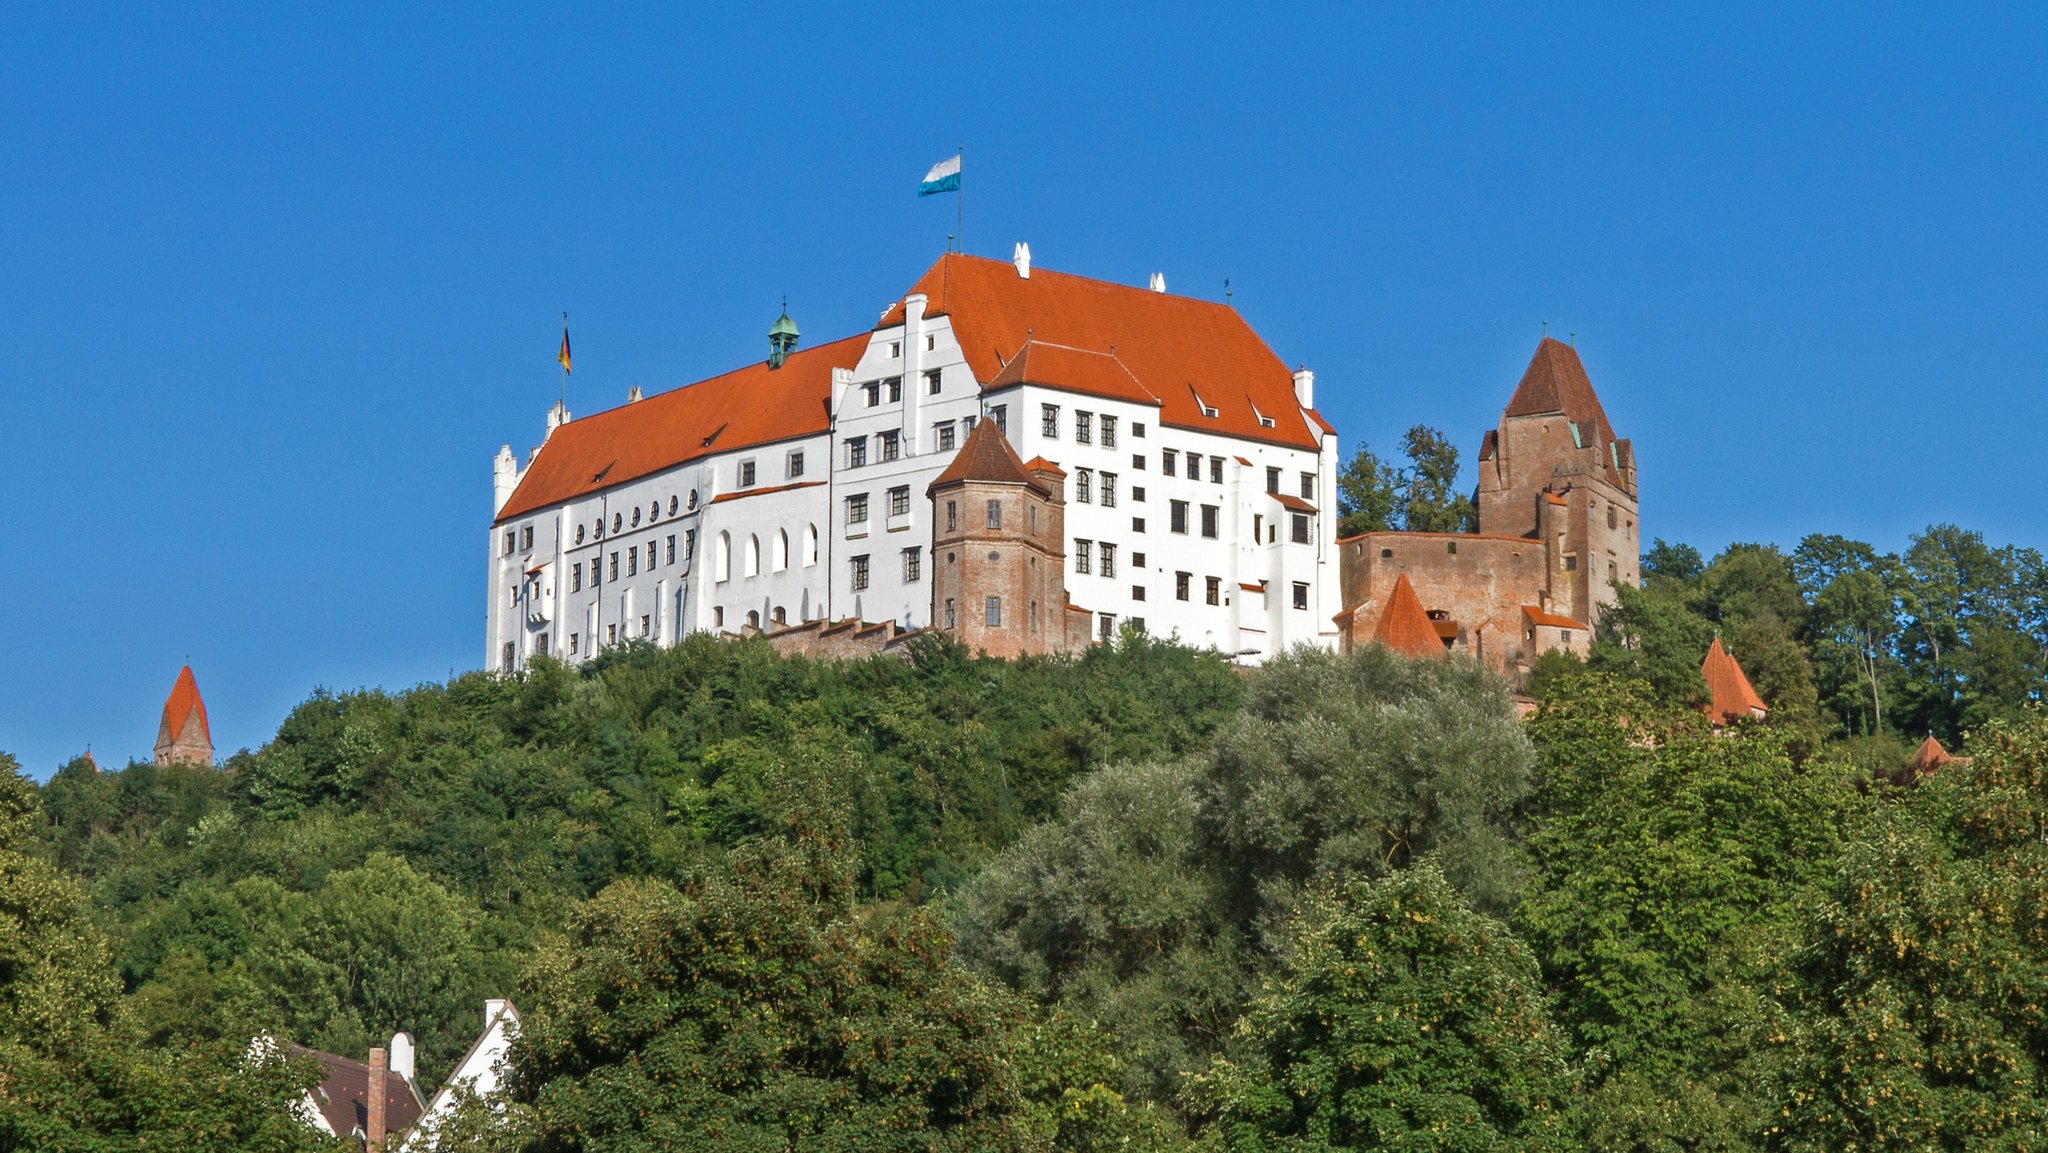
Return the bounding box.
[1701,637,1768,724]
[928,417,1043,494]
[154,665,213,766]
[495,333,870,523]
[1905,735,1957,776]
[988,339,1159,407]
[1372,574,1445,658]
[882,253,1323,450]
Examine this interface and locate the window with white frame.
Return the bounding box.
[850,553,870,591]
[935,421,956,451]
[1099,542,1117,578]
[1075,539,1092,574]
[878,429,900,462]
[846,493,869,527]
[845,437,867,468]
[1100,415,1117,448]
[902,546,921,582]
[1100,472,1117,508]
[888,486,910,517]
[1075,468,1093,503]
[1075,411,1092,444]
[1041,403,1060,437]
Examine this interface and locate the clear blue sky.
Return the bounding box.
[5,3,2045,776]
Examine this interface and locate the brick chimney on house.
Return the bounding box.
[367,1046,387,1150]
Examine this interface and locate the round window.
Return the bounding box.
[631,508,641,527]
[669,495,680,515]
[687,490,699,511]
[988,551,1001,562]
[613,514,623,533]
[649,501,659,521]
[575,525,585,545]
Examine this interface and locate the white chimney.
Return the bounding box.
[387,1032,416,1085]
[1148,272,1166,293]
[492,444,518,515]
[544,400,570,438]
[627,385,643,403]
[1292,367,1315,409]
[1012,242,1031,279]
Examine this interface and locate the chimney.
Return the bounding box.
[366,1046,387,1150]
[1292,367,1315,409]
[1148,272,1166,293]
[1012,242,1031,279]
[492,444,518,515]
[627,385,643,403]
[387,1032,415,1085]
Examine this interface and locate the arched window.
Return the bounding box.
[746,609,760,630]
[715,532,731,582]
[744,535,760,577]
[772,529,789,573]
[803,524,819,566]
[772,605,787,625]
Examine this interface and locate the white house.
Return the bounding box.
[402,999,520,1151]
[487,248,1342,668]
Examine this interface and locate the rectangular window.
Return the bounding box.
[1100,543,1117,578]
[1266,466,1281,493]
[946,500,958,531]
[1132,422,1146,438]
[1075,539,1092,575]
[1042,403,1060,437]
[1100,415,1117,448]
[945,598,957,628]
[1162,448,1178,474]
[787,450,804,478]
[647,542,657,569]
[1132,584,1147,601]
[1176,572,1191,601]
[1132,516,1146,533]
[1132,485,1146,503]
[1206,576,1221,605]
[1564,554,1578,571]
[935,421,956,451]
[1099,613,1116,640]
[1075,411,1093,444]
[502,530,515,556]
[607,624,617,645]
[685,529,696,560]
[847,493,869,526]
[1100,472,1117,508]
[986,596,1002,626]
[628,549,638,576]
[1293,582,1309,610]
[1170,500,1189,533]
[572,563,583,592]
[903,547,922,582]
[1132,551,1146,567]
[608,553,619,581]
[1201,505,1219,538]
[846,437,867,468]
[889,485,910,517]
[590,560,601,587]
[986,498,1002,529]
[1291,513,1311,544]
[1133,453,1146,470]
[569,633,579,655]
[1210,456,1224,484]
[863,381,881,407]
[521,525,534,549]
[1075,468,1093,503]
[886,377,902,402]
[991,404,1007,434]
[665,535,676,565]
[640,615,650,637]
[739,460,757,487]
[925,369,942,395]
[878,429,900,462]
[500,641,516,672]
[1186,453,1201,480]
[851,554,870,591]
[1301,472,1316,499]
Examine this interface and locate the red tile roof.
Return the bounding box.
[1521,605,1586,630]
[495,334,870,523]
[1373,574,1445,658]
[928,418,1041,493]
[1270,492,1318,514]
[1021,455,1067,477]
[1504,337,1627,484]
[883,254,1320,449]
[157,665,210,747]
[708,480,825,505]
[988,340,1157,406]
[1701,637,1768,724]
[1905,735,1956,776]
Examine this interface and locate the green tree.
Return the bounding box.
[1399,424,1477,533]
[1336,441,1401,537]
[1204,863,1575,1152]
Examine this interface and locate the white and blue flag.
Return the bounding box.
[918,153,962,196]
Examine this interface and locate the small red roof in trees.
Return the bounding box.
[1374,574,1446,658]
[928,418,1041,493]
[1906,735,1956,775]
[1701,637,1768,724]
[158,665,210,746]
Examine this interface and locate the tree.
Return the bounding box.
[1399,424,1477,533]
[1336,441,1401,537]
[1204,863,1575,1152]
[1794,534,1903,737]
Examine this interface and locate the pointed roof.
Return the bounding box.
[1504,338,1624,482]
[928,417,1042,493]
[1701,637,1767,724]
[1373,574,1445,658]
[882,254,1321,449]
[987,339,1160,406]
[157,665,211,748]
[1905,735,1956,776]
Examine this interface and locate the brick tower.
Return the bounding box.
[154,665,214,766]
[1475,337,1639,625]
[927,418,1089,656]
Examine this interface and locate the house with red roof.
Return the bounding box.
[1335,338,1633,676]
[486,248,1341,667]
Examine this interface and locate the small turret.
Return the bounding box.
[768,307,800,369]
[492,444,519,514]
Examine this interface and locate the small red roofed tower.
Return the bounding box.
[1372,574,1447,658]
[1700,638,1767,725]
[928,419,1088,657]
[1905,735,1957,777]
[154,665,214,766]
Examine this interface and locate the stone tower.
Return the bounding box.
[927,418,1089,657]
[154,665,214,766]
[1475,337,1639,625]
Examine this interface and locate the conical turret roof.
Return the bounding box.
[157,665,211,748]
[1701,638,1767,724]
[1373,574,1445,658]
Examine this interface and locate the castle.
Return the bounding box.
[487,251,1639,677]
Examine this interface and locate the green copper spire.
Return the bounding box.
[768,301,799,369]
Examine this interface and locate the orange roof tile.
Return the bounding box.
[1521,605,1586,630]
[708,480,826,505]
[987,340,1159,407]
[495,333,869,523]
[1701,637,1768,724]
[1239,582,1265,592]
[1504,337,1626,484]
[158,665,210,747]
[882,254,1318,449]
[1905,735,1956,776]
[928,418,1041,492]
[1542,492,1567,506]
[1021,455,1067,477]
[1270,492,1318,514]
[1373,574,1445,658]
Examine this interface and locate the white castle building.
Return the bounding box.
[487,248,1341,669]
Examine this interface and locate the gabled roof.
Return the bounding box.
[157,665,210,747]
[882,254,1319,449]
[289,1044,424,1144]
[1905,735,1956,776]
[928,418,1042,493]
[1521,605,1586,630]
[1373,574,1445,658]
[495,333,869,523]
[1701,637,1768,724]
[987,340,1158,407]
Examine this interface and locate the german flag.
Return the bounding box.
[557,323,572,374]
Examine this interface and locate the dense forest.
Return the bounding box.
[6,521,2048,1151]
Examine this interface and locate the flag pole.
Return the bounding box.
[955,146,963,253]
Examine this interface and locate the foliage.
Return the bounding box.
[1336,441,1401,538]
[1398,424,1478,533]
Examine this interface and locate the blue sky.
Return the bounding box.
[4,3,2045,775]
